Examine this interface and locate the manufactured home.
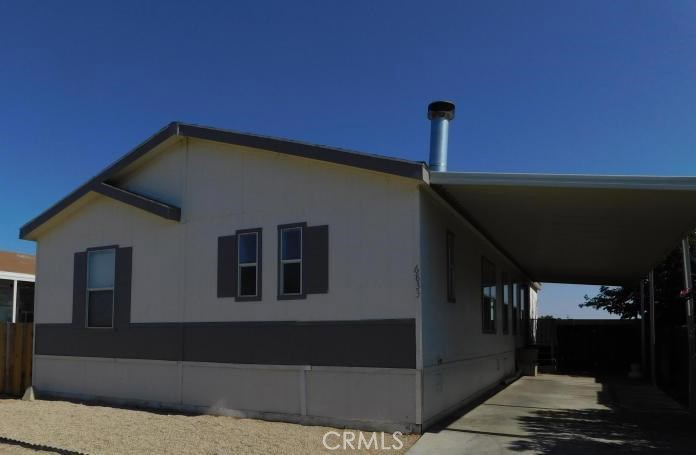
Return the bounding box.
[0,251,35,323]
[20,102,696,432]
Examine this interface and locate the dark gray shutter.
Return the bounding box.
[72,252,87,327]
[303,225,329,294]
[217,235,237,297]
[115,247,133,328]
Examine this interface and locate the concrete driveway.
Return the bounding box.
[408,374,695,454]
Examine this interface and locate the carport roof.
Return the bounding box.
[430,172,696,285]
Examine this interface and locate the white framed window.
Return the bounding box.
[280,226,302,296]
[86,248,115,328]
[481,257,497,334]
[237,231,259,298]
[502,273,511,335]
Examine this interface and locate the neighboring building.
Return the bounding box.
[0,251,35,323]
[19,102,696,432]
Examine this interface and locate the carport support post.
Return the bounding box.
[680,238,696,412]
[649,270,656,386]
[640,279,646,375]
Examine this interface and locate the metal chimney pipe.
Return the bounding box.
[427,100,455,172]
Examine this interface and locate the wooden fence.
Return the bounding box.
[0,323,33,396]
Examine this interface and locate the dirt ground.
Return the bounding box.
[0,398,418,454]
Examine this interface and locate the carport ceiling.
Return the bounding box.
[431,172,696,285]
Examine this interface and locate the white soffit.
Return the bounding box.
[430,172,696,285]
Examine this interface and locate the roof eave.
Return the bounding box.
[430,171,696,191]
[19,122,181,240]
[20,122,425,241]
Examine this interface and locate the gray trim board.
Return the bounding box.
[34,319,417,369]
[20,122,425,239]
[71,252,87,328]
[303,225,329,294]
[217,235,237,298]
[430,171,696,191]
[114,247,132,328]
[85,244,119,252]
[183,320,414,367]
[37,324,183,361]
[93,183,181,221]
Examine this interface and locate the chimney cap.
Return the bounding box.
[428,100,455,120]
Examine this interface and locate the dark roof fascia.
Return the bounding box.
[430,171,696,191]
[20,122,425,240]
[93,182,181,221]
[19,122,179,239]
[177,123,425,180]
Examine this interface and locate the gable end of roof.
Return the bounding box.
[19,122,180,240]
[20,122,425,240]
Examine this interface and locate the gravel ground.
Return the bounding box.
[0,399,418,454]
[0,443,60,454]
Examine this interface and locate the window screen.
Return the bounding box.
[280,227,302,295]
[238,232,259,298]
[86,248,115,328]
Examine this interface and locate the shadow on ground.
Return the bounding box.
[509,408,651,453]
[506,379,695,454]
[408,375,696,454]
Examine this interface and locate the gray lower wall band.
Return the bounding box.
[35,319,416,369]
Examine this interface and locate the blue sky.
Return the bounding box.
[1,1,694,318]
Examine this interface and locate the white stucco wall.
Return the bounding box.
[34,194,183,324]
[418,188,531,424]
[33,355,418,431]
[34,138,421,325]
[31,138,423,431]
[30,135,538,431]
